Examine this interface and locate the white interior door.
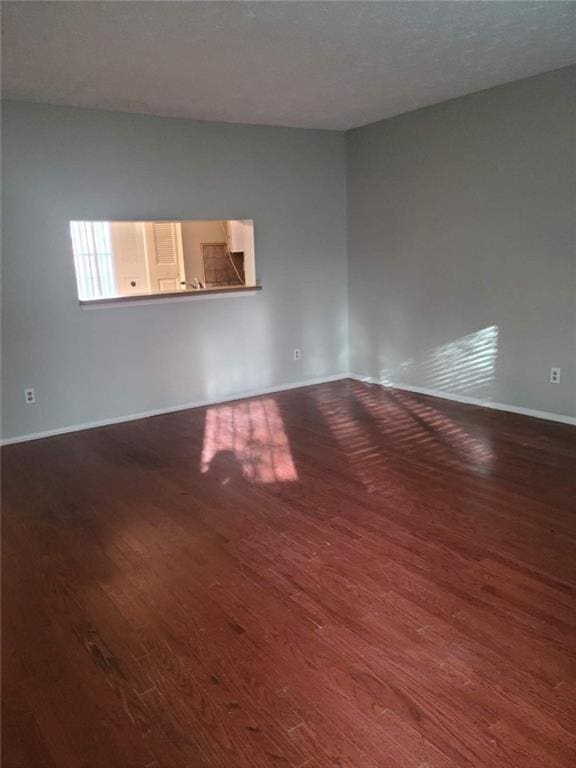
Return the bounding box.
[144,222,186,293]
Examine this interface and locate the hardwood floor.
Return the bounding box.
[2,379,576,767]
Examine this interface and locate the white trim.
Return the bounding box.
[80,288,260,309]
[348,374,576,427]
[0,374,348,446]
[4,372,574,446]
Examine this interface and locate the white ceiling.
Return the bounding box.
[2,1,575,130]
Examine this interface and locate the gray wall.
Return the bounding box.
[3,67,575,441]
[348,66,576,418]
[1,102,348,440]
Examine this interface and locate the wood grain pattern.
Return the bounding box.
[2,379,576,767]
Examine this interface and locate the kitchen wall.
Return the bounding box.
[180,220,225,286]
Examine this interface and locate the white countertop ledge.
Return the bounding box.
[80,285,262,309]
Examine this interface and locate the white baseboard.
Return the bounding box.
[4,372,574,446]
[0,373,348,446]
[348,373,576,427]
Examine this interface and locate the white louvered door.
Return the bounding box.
[144,222,186,293]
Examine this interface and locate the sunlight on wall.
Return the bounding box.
[379,325,499,395]
[201,398,297,484]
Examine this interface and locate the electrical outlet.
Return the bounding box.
[293,348,302,361]
[24,387,36,404]
[550,367,561,384]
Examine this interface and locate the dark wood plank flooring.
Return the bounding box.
[2,379,576,767]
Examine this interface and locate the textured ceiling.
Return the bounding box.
[2,1,576,130]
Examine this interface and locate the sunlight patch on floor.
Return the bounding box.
[314,381,495,493]
[201,398,298,484]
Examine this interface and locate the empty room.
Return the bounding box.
[1,2,575,767]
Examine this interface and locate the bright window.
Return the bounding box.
[69,219,257,303]
[70,221,117,300]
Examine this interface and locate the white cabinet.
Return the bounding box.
[227,220,245,252]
